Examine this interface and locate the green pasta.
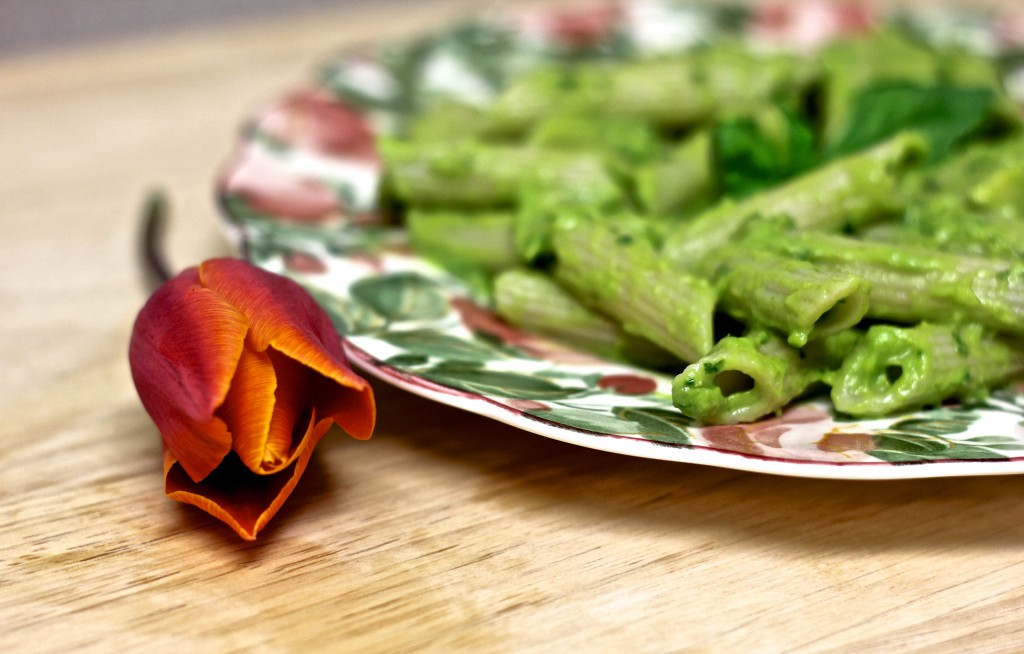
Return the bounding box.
[591,45,816,127]
[882,136,1024,258]
[661,132,927,270]
[484,67,579,137]
[406,208,519,273]
[493,269,675,367]
[704,249,870,348]
[672,330,839,424]
[750,229,1024,336]
[515,156,626,263]
[635,130,716,216]
[528,111,661,171]
[383,140,616,208]
[878,199,1024,261]
[832,323,1024,416]
[407,99,489,142]
[381,140,532,207]
[379,23,1024,425]
[483,43,816,134]
[552,215,715,363]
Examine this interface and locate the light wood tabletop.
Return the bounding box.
[3,1,1024,652]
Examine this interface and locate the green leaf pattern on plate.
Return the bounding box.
[350,273,450,322]
[528,406,694,446]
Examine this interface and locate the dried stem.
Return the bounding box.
[140,189,173,291]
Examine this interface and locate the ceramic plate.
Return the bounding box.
[218,1,1024,479]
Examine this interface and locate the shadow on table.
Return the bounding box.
[362,378,1024,553]
[167,450,340,555]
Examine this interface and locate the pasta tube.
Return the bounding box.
[671,330,824,424]
[406,209,518,273]
[755,230,1024,335]
[662,132,927,269]
[381,140,531,207]
[382,140,610,208]
[552,215,715,363]
[890,199,1024,261]
[485,45,815,133]
[890,136,1024,258]
[485,67,581,137]
[515,157,625,263]
[593,45,816,127]
[832,323,1024,416]
[493,269,674,367]
[635,130,716,216]
[706,250,870,347]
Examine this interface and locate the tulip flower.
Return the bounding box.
[129,258,375,540]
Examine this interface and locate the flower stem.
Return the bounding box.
[140,189,173,290]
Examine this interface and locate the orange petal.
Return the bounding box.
[130,267,249,481]
[218,344,280,475]
[226,347,318,476]
[259,349,315,474]
[163,410,332,541]
[198,259,368,391]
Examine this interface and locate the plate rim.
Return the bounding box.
[344,341,1024,480]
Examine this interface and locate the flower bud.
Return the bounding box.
[129,258,375,539]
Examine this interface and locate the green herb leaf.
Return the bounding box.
[827,82,996,162]
[713,104,817,198]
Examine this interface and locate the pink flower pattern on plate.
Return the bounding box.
[751,1,874,50]
[222,146,340,223]
[252,88,379,162]
[526,2,623,50]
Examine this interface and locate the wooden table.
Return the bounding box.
[4,1,1024,651]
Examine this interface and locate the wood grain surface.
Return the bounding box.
[3,1,1024,652]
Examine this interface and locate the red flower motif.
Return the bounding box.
[700,405,831,452]
[597,374,658,395]
[752,1,874,50]
[817,431,876,453]
[129,258,375,540]
[531,3,623,50]
[223,146,341,223]
[220,90,383,225]
[253,89,379,162]
[701,425,762,455]
[743,405,831,448]
[284,251,328,274]
[996,12,1024,49]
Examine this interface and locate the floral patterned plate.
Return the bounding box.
[218,1,1024,479]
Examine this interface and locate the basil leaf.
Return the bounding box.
[713,104,817,199]
[827,82,996,162]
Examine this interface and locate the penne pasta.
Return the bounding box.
[379,27,1024,424]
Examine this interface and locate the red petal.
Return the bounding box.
[316,376,376,441]
[163,409,332,541]
[130,268,248,481]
